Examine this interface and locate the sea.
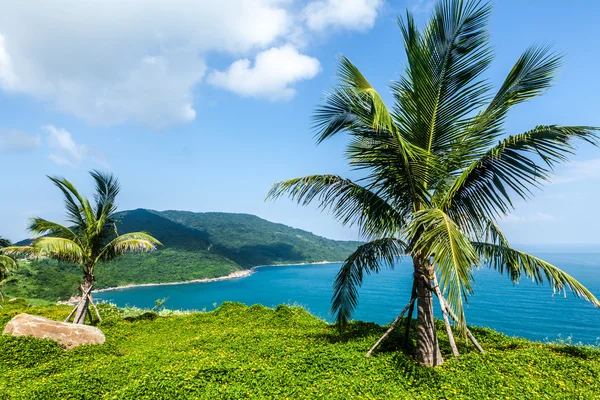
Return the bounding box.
[95,247,600,345]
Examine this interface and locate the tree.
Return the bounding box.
[0,237,17,302]
[267,0,600,366]
[2,171,161,324]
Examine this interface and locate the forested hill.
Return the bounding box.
[6,209,360,301]
[121,209,360,268]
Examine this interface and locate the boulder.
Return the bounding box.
[3,313,105,349]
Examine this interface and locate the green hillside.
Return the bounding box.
[5,209,360,301]
[2,300,599,399]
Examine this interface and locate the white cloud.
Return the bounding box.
[207,45,321,100]
[0,130,41,152]
[551,159,600,184]
[501,212,555,223]
[44,125,107,168]
[304,0,383,31]
[0,1,384,127]
[0,1,292,127]
[0,35,18,90]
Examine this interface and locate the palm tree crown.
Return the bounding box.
[268,0,599,365]
[2,170,161,323]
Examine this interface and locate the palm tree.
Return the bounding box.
[1,171,161,324]
[268,0,600,366]
[0,236,17,302]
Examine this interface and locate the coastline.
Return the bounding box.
[92,261,341,294]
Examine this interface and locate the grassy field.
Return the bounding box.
[1,300,599,399]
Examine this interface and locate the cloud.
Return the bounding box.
[501,212,555,223]
[0,35,18,90]
[0,1,292,127]
[303,0,383,31]
[44,125,108,168]
[551,159,600,184]
[0,130,41,152]
[207,45,321,100]
[0,1,384,128]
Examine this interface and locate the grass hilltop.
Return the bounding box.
[1,299,599,399]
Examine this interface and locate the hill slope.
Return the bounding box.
[1,300,599,399]
[6,209,360,300]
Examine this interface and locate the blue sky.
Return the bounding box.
[1,0,599,245]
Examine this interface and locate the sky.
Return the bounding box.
[1,0,600,246]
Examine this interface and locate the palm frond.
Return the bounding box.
[47,175,93,228]
[0,237,11,248]
[0,254,17,276]
[332,238,406,328]
[314,57,396,144]
[474,243,600,307]
[27,218,82,244]
[267,175,405,238]
[97,232,161,262]
[0,246,39,260]
[463,45,561,155]
[394,0,493,154]
[31,237,85,265]
[442,126,599,229]
[0,276,18,285]
[337,56,395,133]
[90,170,120,221]
[410,208,478,331]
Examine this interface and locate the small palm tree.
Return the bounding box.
[2,171,161,324]
[0,237,17,302]
[268,0,600,366]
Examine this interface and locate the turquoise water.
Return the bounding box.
[95,252,600,345]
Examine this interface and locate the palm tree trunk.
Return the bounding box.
[73,276,93,324]
[413,257,443,366]
[403,282,417,347]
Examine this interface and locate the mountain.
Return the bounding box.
[125,209,360,267]
[6,209,361,301]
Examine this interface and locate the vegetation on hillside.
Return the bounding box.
[2,172,160,323]
[268,0,600,366]
[4,209,359,301]
[1,300,599,399]
[0,237,17,301]
[147,209,361,267]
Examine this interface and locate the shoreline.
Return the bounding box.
[92,261,341,294]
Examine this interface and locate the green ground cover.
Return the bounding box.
[1,300,599,399]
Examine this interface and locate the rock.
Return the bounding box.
[3,313,106,349]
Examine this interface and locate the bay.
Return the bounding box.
[95,251,600,345]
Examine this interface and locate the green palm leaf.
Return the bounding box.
[267,175,405,238]
[411,208,478,331]
[0,255,17,276]
[395,0,493,154]
[0,237,10,248]
[97,232,161,262]
[464,45,561,154]
[31,237,85,265]
[332,238,407,327]
[442,125,599,229]
[474,243,600,307]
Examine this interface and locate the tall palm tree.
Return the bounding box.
[268,0,600,366]
[2,171,161,324]
[0,237,17,302]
